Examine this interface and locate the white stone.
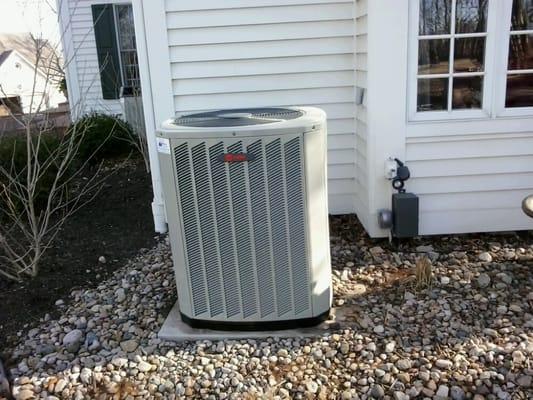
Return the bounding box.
[385,341,396,353]
[305,380,318,394]
[435,359,453,369]
[478,252,492,262]
[373,325,385,334]
[137,361,152,372]
[54,379,68,393]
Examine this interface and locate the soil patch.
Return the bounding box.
[0,160,158,348]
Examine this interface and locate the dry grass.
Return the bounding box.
[413,256,433,291]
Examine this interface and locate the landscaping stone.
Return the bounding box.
[436,384,450,399]
[477,273,491,288]
[137,361,152,373]
[62,329,83,353]
[451,385,466,400]
[120,339,138,353]
[370,384,385,398]
[115,288,126,303]
[2,219,532,400]
[396,359,411,371]
[435,359,453,369]
[373,325,384,334]
[478,252,492,262]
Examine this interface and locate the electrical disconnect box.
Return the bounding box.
[392,193,419,238]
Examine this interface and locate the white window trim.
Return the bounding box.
[408,0,533,122]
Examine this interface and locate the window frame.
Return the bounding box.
[408,0,533,122]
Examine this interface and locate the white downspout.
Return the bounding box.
[131,0,167,233]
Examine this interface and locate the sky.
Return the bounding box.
[0,0,60,44]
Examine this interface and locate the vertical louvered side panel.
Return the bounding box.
[174,143,208,316]
[228,142,258,318]
[191,143,224,317]
[209,142,241,318]
[174,134,311,322]
[284,137,310,315]
[265,139,293,317]
[247,140,276,318]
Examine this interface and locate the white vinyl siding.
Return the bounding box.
[406,131,533,234]
[165,0,357,214]
[67,0,126,115]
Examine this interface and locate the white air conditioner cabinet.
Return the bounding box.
[156,107,332,330]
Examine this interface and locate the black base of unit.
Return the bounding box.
[180,309,331,331]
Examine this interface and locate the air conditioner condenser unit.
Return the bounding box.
[157,107,332,330]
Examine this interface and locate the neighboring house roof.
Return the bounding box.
[0,33,63,81]
[0,50,13,67]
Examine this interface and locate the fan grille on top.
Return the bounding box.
[173,108,304,127]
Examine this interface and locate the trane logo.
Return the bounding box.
[218,153,255,163]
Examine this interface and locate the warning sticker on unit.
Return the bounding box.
[156,137,170,154]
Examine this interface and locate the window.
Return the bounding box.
[505,0,533,107]
[92,4,139,100]
[115,4,140,89]
[410,0,533,120]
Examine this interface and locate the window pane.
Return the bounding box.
[511,0,533,31]
[452,76,483,109]
[419,39,450,74]
[508,34,533,70]
[419,0,452,35]
[454,37,485,72]
[417,78,449,111]
[455,0,488,33]
[506,73,533,107]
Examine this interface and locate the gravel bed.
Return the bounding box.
[3,217,532,400]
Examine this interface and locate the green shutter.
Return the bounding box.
[92,4,121,100]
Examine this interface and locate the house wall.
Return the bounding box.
[0,52,65,113]
[354,0,370,228]
[148,0,358,215]
[362,0,533,237]
[406,125,533,235]
[63,0,125,116]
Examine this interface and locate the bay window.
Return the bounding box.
[410,0,533,120]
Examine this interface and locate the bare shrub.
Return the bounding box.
[0,114,115,280]
[0,8,127,281]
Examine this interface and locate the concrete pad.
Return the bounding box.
[159,301,341,342]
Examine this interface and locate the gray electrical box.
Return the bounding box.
[392,193,419,238]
